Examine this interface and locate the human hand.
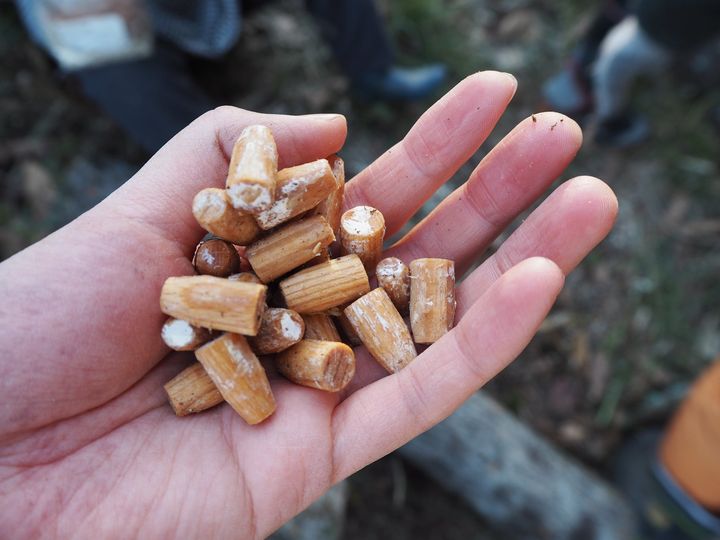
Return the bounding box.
[0,71,617,538]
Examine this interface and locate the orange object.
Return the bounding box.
[660,361,720,512]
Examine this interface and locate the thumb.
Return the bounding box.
[102,106,347,249]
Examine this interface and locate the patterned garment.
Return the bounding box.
[147,0,240,57]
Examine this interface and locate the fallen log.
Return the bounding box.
[399,392,637,540]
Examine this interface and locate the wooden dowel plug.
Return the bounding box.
[228,272,262,284]
[255,159,336,230]
[160,276,267,335]
[164,363,224,416]
[246,215,335,283]
[193,239,240,277]
[161,317,213,351]
[409,258,456,344]
[344,288,416,373]
[340,206,386,272]
[226,125,278,213]
[312,154,345,236]
[195,333,276,424]
[376,257,411,314]
[302,314,342,342]
[301,245,331,268]
[279,254,370,314]
[276,340,355,392]
[335,311,362,346]
[192,188,260,245]
[249,308,305,355]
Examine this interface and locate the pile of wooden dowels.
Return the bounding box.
[159,125,456,425]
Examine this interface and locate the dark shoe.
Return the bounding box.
[595,113,650,148]
[353,64,447,102]
[611,429,720,540]
[542,59,594,118]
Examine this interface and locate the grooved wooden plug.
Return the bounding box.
[160,276,267,335]
[409,258,456,344]
[164,363,224,416]
[302,314,342,342]
[249,308,305,355]
[344,288,416,373]
[195,333,276,424]
[279,254,370,314]
[246,215,335,283]
[376,257,411,314]
[161,317,213,351]
[226,125,278,213]
[192,188,261,245]
[193,239,240,277]
[340,206,386,272]
[312,155,345,236]
[276,339,355,392]
[255,159,336,230]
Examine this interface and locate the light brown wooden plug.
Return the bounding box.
[246,215,335,283]
[279,254,370,314]
[249,308,305,355]
[192,188,260,245]
[276,340,355,392]
[228,272,262,284]
[312,155,345,237]
[376,257,411,314]
[344,288,416,373]
[161,317,214,351]
[340,206,386,272]
[160,276,267,335]
[409,258,456,344]
[335,311,362,346]
[226,125,278,213]
[302,314,342,342]
[164,363,224,416]
[301,246,331,268]
[193,239,240,277]
[195,333,275,424]
[255,159,336,230]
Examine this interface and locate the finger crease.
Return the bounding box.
[462,174,506,230]
[453,323,495,384]
[397,368,434,434]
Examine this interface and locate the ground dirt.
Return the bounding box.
[2,1,719,538]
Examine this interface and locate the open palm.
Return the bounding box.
[0,72,617,538]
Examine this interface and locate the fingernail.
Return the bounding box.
[307,113,344,121]
[504,72,518,88]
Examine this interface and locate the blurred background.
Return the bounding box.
[1,0,719,538]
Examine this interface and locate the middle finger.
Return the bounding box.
[387,112,582,275]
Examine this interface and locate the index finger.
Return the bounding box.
[343,71,517,235]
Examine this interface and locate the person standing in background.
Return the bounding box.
[543,0,629,119]
[16,0,447,153]
[544,0,720,147]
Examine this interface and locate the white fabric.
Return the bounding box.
[16,0,241,70]
[593,16,672,121]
